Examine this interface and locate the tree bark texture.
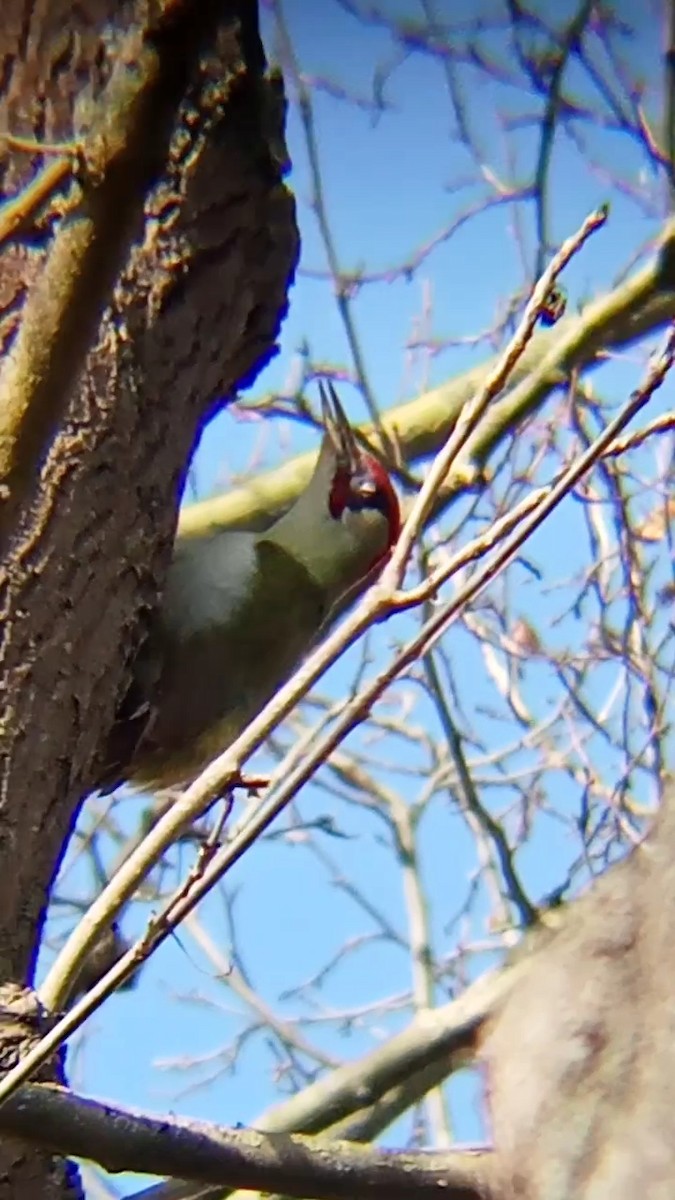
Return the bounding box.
[0,2,298,1195]
[484,782,675,1200]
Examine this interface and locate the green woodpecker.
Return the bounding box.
[102,384,400,793]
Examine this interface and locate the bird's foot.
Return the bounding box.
[228,772,270,797]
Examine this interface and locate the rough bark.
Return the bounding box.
[0,2,298,1195]
[483,782,675,1200]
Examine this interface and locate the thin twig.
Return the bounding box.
[422,650,538,927]
[381,203,608,589]
[603,409,675,456]
[272,0,393,452]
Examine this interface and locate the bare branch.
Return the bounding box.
[178,216,675,540]
[382,204,608,588]
[0,1082,492,1200]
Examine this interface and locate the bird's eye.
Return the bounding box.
[329,466,380,518]
[349,472,390,517]
[353,477,378,501]
[329,457,401,546]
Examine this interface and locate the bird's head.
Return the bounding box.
[268,383,400,603]
[269,382,400,606]
[319,381,400,574]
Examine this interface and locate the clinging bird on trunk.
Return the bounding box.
[102,383,400,793]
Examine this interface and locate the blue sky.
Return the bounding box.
[43,4,674,1194]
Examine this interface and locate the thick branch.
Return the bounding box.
[178,219,675,539]
[0,1083,491,1200]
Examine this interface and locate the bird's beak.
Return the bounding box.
[319,381,362,470]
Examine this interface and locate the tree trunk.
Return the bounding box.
[0,2,298,1195]
[484,782,675,1199]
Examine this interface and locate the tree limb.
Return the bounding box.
[178,218,675,539]
[0,1082,492,1200]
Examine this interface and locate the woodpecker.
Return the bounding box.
[103,384,400,793]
